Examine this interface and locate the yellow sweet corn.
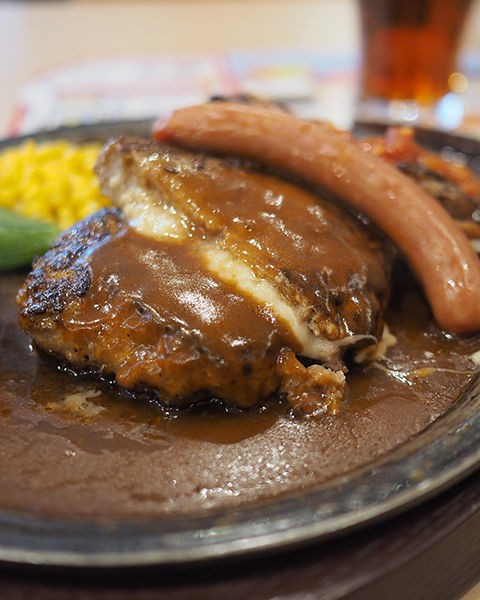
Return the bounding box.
[0,139,111,230]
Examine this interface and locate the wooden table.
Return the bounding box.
[1,1,480,598]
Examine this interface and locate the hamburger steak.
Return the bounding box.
[16,137,391,414]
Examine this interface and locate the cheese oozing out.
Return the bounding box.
[111,180,349,361]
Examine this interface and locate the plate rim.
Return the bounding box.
[0,372,479,569]
[1,120,480,569]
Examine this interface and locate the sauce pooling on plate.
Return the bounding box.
[2,268,479,518]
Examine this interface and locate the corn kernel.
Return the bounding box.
[0,139,111,229]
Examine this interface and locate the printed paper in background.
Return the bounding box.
[8,50,480,138]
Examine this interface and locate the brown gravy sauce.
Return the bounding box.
[1,267,479,519]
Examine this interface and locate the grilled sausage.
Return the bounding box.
[153,102,480,334]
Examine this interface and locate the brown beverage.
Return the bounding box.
[358,0,472,105]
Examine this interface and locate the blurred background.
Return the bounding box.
[1,0,480,136]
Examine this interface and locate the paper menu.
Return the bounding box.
[9,51,357,136]
[9,50,480,138]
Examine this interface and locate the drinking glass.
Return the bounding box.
[355,0,473,127]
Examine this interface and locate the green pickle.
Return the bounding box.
[0,207,60,271]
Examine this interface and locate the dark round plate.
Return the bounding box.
[1,120,480,569]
